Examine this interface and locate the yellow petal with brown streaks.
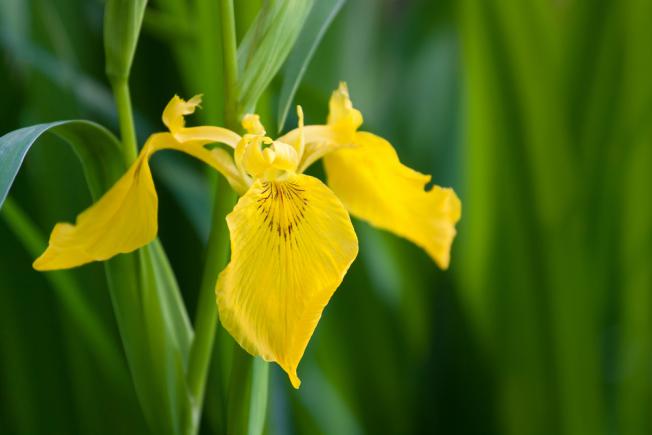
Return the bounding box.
[216,174,358,387]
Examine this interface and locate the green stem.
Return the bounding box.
[220,0,239,129]
[247,358,269,435]
[221,3,270,433]
[185,0,240,431]
[226,347,253,434]
[111,79,139,165]
[186,2,270,433]
[186,179,235,426]
[0,197,125,386]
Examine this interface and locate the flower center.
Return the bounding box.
[236,113,304,183]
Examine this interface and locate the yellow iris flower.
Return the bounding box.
[33,83,461,388]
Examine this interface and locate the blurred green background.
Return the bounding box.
[1,0,651,434]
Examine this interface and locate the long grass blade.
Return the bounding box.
[276,0,346,131]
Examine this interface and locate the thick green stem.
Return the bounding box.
[220,4,270,434]
[186,179,235,426]
[247,358,269,435]
[111,79,139,165]
[220,0,239,129]
[185,0,240,432]
[222,1,271,431]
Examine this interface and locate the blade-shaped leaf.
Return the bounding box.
[104,0,148,81]
[0,121,194,435]
[237,0,314,115]
[277,0,347,131]
[138,242,193,433]
[0,121,122,208]
[148,240,193,359]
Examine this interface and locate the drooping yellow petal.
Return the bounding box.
[33,132,247,270]
[216,174,358,388]
[33,135,165,270]
[323,132,461,269]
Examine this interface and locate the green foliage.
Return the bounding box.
[458,1,652,435]
[0,119,197,435]
[238,0,313,115]
[104,0,148,82]
[276,0,347,131]
[0,121,121,207]
[1,1,651,435]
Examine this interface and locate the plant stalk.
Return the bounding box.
[186,179,235,428]
[111,79,139,165]
[220,0,239,129]
[185,0,240,432]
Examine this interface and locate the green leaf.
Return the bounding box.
[104,0,148,82]
[0,30,117,122]
[104,250,192,435]
[237,0,314,115]
[137,243,193,433]
[0,121,122,208]
[147,240,193,358]
[0,120,194,435]
[276,0,346,131]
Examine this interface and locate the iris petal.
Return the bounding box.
[323,132,461,269]
[162,94,203,133]
[163,94,241,147]
[34,131,244,270]
[276,84,362,172]
[278,125,344,173]
[216,174,358,387]
[33,134,168,270]
[171,126,241,148]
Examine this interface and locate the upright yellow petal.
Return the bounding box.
[323,132,461,269]
[277,125,341,173]
[277,83,361,172]
[327,82,363,134]
[216,175,358,388]
[163,94,241,147]
[162,94,203,133]
[241,114,266,135]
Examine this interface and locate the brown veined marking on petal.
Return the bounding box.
[251,179,312,364]
[256,181,309,246]
[217,174,359,387]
